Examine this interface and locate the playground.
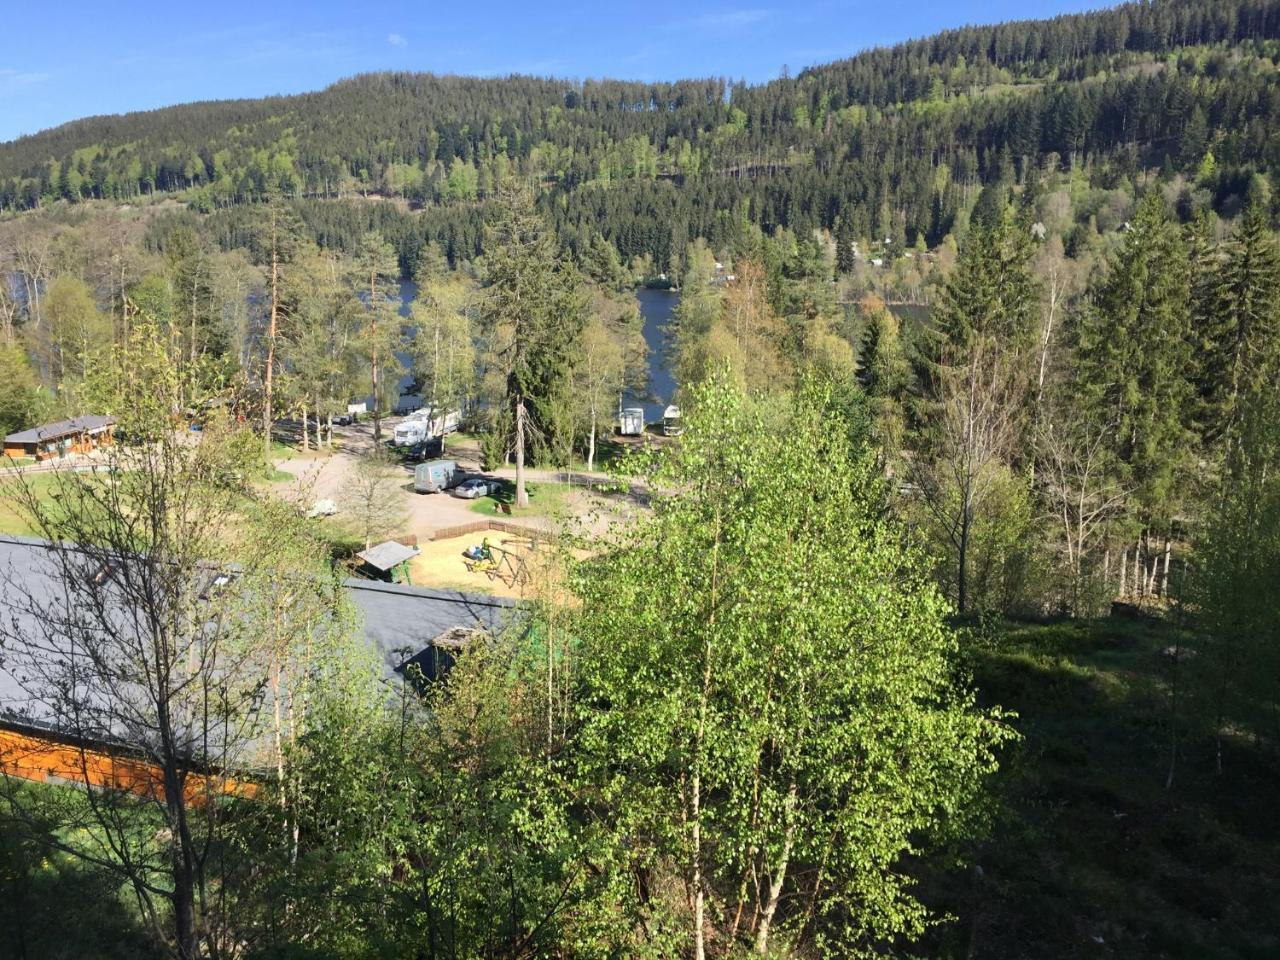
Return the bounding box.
[407,531,549,599]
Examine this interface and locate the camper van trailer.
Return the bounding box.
[392,407,463,448]
[662,405,684,437]
[393,418,429,448]
[414,459,463,494]
[618,407,646,437]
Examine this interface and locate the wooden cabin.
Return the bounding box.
[4,414,115,460]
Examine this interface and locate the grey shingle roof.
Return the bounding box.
[5,415,115,445]
[345,577,510,681]
[0,535,512,737]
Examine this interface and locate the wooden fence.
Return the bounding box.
[430,519,552,542]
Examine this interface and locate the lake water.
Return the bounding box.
[385,281,679,421]
[629,288,679,423]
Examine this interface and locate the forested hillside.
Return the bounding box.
[4,0,1280,271]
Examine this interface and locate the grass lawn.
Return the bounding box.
[467,479,571,519]
[0,473,65,536]
[444,431,480,453]
[916,615,1280,959]
[0,781,163,958]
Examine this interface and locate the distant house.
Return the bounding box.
[3,415,116,460]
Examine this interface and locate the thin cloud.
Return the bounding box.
[0,68,50,95]
[687,8,772,30]
[387,33,409,48]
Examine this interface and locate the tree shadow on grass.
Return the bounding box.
[916,617,1280,959]
[0,787,161,959]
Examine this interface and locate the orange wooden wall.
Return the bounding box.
[0,727,253,802]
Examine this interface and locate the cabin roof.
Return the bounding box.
[5,415,115,445]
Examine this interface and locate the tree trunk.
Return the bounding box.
[300,403,309,452]
[515,397,529,509]
[1119,547,1128,598]
[264,245,279,457]
[1160,538,1172,596]
[587,404,597,473]
[754,783,798,954]
[957,500,972,615]
[161,757,199,960]
[370,268,382,444]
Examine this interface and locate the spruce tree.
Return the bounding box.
[1205,201,1280,455]
[480,181,585,507]
[1072,192,1196,522]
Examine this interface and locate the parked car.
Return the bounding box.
[306,498,337,518]
[450,476,503,499]
[405,436,444,461]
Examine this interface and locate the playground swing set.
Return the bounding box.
[462,537,533,587]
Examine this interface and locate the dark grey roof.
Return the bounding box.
[5,415,115,445]
[0,535,512,737]
[356,540,419,572]
[344,577,510,681]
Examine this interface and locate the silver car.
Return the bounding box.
[450,476,502,499]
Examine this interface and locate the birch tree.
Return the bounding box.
[571,374,1012,958]
[0,320,346,959]
[353,231,402,445]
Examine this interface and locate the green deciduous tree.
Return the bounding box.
[571,373,1013,957]
[915,208,1040,614]
[0,341,47,437]
[39,274,110,392]
[340,450,409,550]
[571,312,626,471]
[410,272,478,416]
[0,319,347,960]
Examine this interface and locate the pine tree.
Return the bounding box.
[252,192,305,454]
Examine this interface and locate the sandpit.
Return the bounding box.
[408,532,550,599]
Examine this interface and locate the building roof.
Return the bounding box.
[345,576,509,680]
[0,535,512,741]
[5,415,116,445]
[356,540,420,572]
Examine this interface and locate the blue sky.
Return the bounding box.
[1,0,1112,142]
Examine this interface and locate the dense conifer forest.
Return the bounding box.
[4,0,1280,271]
